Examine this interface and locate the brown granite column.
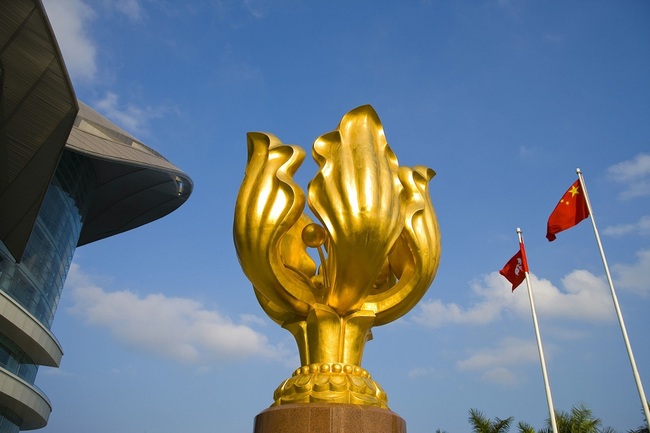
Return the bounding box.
[253,404,406,433]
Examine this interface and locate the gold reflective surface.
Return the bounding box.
[233,105,441,408]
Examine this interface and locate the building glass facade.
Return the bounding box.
[0,151,95,432]
[0,151,94,328]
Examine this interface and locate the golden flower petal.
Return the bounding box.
[308,105,403,315]
[233,132,316,318]
[363,165,441,325]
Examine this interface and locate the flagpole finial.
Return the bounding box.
[516,227,522,234]
[576,168,582,174]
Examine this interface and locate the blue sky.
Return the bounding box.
[39,1,649,432]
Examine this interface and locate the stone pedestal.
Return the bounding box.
[253,404,406,433]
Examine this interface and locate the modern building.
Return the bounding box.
[0,1,193,431]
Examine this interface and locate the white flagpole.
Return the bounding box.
[517,228,558,433]
[577,168,650,427]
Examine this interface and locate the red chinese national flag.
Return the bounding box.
[500,244,528,291]
[546,179,589,242]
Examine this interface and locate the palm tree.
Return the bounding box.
[469,408,513,433]
[536,404,601,433]
[517,421,537,433]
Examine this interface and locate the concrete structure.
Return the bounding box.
[0,1,193,431]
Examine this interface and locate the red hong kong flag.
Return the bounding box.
[546,180,589,242]
[500,245,528,291]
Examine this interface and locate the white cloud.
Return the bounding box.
[615,181,650,200]
[518,145,536,158]
[607,153,650,199]
[240,314,269,326]
[608,153,650,182]
[547,270,614,320]
[413,269,615,328]
[113,0,143,20]
[243,0,270,19]
[456,337,540,385]
[612,250,650,296]
[43,0,98,83]
[94,92,170,136]
[456,339,537,371]
[603,215,650,237]
[66,263,286,365]
[407,367,434,379]
[480,367,518,385]
[44,0,147,118]
[543,32,565,44]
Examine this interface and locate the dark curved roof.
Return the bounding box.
[67,101,193,246]
[0,0,78,261]
[0,1,192,259]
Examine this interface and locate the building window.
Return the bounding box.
[0,151,95,328]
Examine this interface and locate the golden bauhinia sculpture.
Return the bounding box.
[233,105,441,409]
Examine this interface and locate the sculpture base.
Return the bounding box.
[273,364,388,408]
[253,403,406,433]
